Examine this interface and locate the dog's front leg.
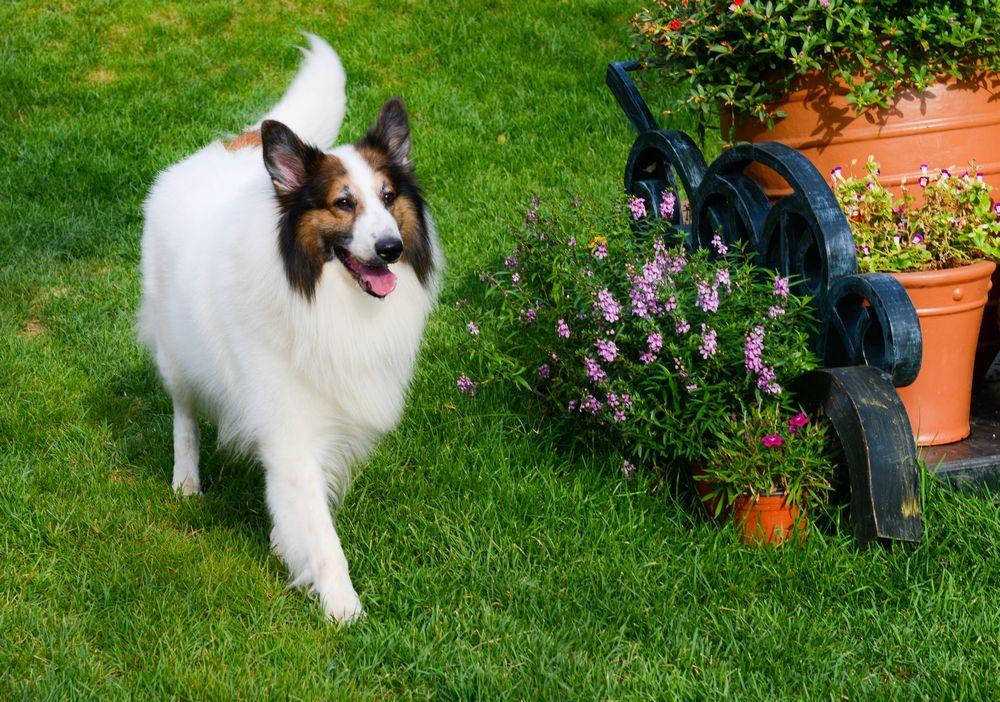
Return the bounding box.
[261,442,363,623]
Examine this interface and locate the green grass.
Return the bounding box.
[2,1,999,698]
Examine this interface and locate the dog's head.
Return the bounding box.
[261,98,433,300]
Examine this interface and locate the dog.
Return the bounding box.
[137,35,441,622]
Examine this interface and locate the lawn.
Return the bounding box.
[2,0,999,699]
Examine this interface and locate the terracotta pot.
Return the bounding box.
[690,465,729,521]
[894,261,996,445]
[731,493,806,546]
[722,72,1000,199]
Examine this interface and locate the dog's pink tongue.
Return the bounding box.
[359,263,397,298]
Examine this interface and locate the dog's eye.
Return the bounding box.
[382,191,396,207]
[333,197,355,213]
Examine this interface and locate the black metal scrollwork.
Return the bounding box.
[606,60,924,545]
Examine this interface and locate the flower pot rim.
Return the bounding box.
[888,260,996,287]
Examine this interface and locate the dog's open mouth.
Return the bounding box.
[333,248,398,298]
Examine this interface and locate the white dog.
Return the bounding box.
[138,35,441,622]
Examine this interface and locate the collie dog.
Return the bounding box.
[138,35,440,622]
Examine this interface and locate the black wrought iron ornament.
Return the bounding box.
[607,60,924,545]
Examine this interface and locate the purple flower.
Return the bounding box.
[581,394,602,414]
[699,324,718,359]
[621,460,635,478]
[861,245,872,256]
[675,318,690,334]
[710,234,728,255]
[613,409,627,422]
[912,233,925,245]
[593,242,608,260]
[941,169,951,180]
[595,338,619,363]
[467,321,480,336]
[673,356,688,378]
[639,352,655,364]
[538,364,550,380]
[918,175,929,189]
[584,356,607,383]
[696,280,720,313]
[567,236,577,247]
[457,374,478,396]
[768,305,785,318]
[830,166,843,181]
[789,412,810,433]
[773,275,790,299]
[761,434,783,448]
[647,332,663,354]
[567,400,576,411]
[511,272,520,284]
[660,191,676,219]
[521,308,537,324]
[716,268,731,292]
[594,288,621,323]
[628,196,647,220]
[556,319,570,338]
[993,201,1000,219]
[745,326,765,373]
[504,253,519,269]
[685,382,698,393]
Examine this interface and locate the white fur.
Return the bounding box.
[138,37,440,622]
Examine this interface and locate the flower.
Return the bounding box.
[660,190,677,219]
[918,175,929,188]
[696,280,720,313]
[912,233,924,245]
[594,288,621,323]
[521,307,537,324]
[584,356,607,383]
[710,234,728,255]
[595,338,619,363]
[675,318,690,334]
[789,412,810,433]
[830,166,843,181]
[639,352,655,364]
[456,374,478,396]
[628,196,647,220]
[716,267,731,292]
[699,324,718,359]
[768,305,785,318]
[589,235,607,250]
[593,242,608,260]
[773,275,790,299]
[538,364,550,379]
[761,434,783,448]
[622,460,635,478]
[467,321,480,335]
[556,319,570,338]
[647,332,663,354]
[668,18,681,31]
[819,0,830,7]
[511,272,520,284]
[685,382,698,393]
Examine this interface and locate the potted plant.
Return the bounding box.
[833,160,1000,445]
[457,194,835,544]
[631,1,1000,198]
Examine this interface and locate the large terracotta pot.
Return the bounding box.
[894,261,996,446]
[731,494,806,546]
[722,72,1000,199]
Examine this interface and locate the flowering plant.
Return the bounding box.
[632,1,1000,128]
[833,159,1000,273]
[458,194,835,511]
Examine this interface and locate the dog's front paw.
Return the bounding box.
[320,583,365,624]
[171,474,202,497]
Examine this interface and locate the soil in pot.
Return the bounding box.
[731,493,806,546]
[722,72,1000,200]
[894,260,996,445]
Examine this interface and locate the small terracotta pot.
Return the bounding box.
[722,71,1000,200]
[894,261,996,445]
[690,465,729,521]
[731,493,806,546]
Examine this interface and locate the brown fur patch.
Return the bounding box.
[225,130,262,151]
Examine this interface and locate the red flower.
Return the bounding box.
[668,19,682,31]
[732,0,745,5]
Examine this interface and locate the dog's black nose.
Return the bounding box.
[375,237,403,263]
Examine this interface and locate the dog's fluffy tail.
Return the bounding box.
[259,33,346,148]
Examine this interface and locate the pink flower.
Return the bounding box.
[699,324,718,359]
[538,364,550,380]
[912,233,924,245]
[696,280,720,313]
[768,305,785,318]
[595,338,619,363]
[762,434,783,448]
[675,318,691,334]
[593,242,608,260]
[647,332,663,354]
[621,460,635,478]
[773,275,790,299]
[584,356,606,383]
[685,382,698,393]
[628,196,647,221]
[710,234,728,255]
[660,191,676,219]
[467,321,479,336]
[819,0,830,7]
[788,412,810,433]
[716,268,731,291]
[457,374,478,396]
[830,166,843,181]
[556,319,570,338]
[594,289,621,323]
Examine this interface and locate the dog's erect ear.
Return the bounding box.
[261,120,320,195]
[367,97,412,167]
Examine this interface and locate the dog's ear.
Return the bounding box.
[261,120,320,195]
[367,97,412,167]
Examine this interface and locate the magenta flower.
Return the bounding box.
[918,175,929,189]
[676,318,691,334]
[912,233,925,245]
[621,460,635,478]
[696,280,720,313]
[467,321,480,336]
[788,412,810,433]
[628,196,647,221]
[716,268,731,292]
[456,374,478,396]
[761,434,783,448]
[710,234,728,255]
[556,319,570,338]
[993,201,1000,219]
[768,305,785,318]
[773,275,790,299]
[830,166,843,181]
[595,338,619,363]
[639,352,655,364]
[647,332,663,354]
[593,242,608,260]
[699,324,718,359]
[581,394,602,414]
[538,364,550,380]
[521,308,537,324]
[584,356,607,383]
[594,288,621,323]
[660,191,676,219]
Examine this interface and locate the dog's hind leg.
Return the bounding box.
[171,392,201,496]
[262,439,363,624]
